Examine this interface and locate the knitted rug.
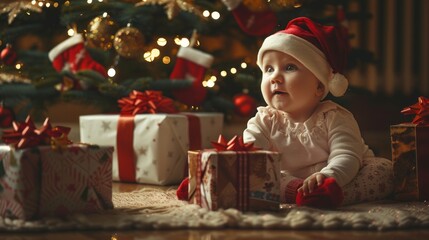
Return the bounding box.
[1,187,428,232]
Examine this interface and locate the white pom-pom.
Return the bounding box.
[328,73,349,97]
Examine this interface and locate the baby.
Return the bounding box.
[243,17,393,208]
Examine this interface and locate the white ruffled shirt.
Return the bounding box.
[243,100,374,187]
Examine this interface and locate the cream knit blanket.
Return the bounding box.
[1,187,428,232]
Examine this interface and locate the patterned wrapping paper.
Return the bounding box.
[390,124,429,201]
[0,144,114,220]
[80,113,223,185]
[188,150,281,212]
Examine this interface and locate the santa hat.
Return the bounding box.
[257,17,349,98]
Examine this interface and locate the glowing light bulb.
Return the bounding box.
[180,38,190,47]
[203,10,210,18]
[211,11,220,20]
[107,67,116,77]
[162,56,171,64]
[157,38,167,46]
[67,28,75,36]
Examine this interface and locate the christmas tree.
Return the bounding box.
[0,0,369,125]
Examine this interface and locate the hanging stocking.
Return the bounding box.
[170,46,214,106]
[221,0,277,36]
[48,34,108,89]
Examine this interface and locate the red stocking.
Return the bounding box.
[296,177,344,209]
[221,0,277,36]
[48,34,108,89]
[170,47,213,106]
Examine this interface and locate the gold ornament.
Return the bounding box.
[0,1,52,24]
[86,15,119,51]
[113,26,146,58]
[135,0,202,20]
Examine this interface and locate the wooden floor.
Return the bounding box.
[2,183,429,240]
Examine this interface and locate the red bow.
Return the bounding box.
[2,116,72,149]
[211,135,260,151]
[401,96,429,126]
[118,90,178,115]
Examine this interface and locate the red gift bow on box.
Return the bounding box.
[211,135,260,151]
[401,96,429,126]
[118,90,178,115]
[2,116,72,149]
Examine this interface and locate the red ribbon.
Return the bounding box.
[401,96,429,126]
[211,135,260,151]
[116,90,178,182]
[1,116,72,149]
[118,90,178,116]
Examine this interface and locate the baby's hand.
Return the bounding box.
[297,173,326,196]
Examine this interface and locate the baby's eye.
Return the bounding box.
[284,64,297,71]
[265,66,274,73]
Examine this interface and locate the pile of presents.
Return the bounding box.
[0,91,428,220]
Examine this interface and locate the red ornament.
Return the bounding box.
[233,93,257,117]
[0,104,14,128]
[0,44,17,65]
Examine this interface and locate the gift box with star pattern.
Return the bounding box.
[79,113,223,185]
[0,144,114,220]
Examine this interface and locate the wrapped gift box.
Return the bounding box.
[390,124,429,201]
[188,150,281,211]
[80,113,223,185]
[0,144,113,220]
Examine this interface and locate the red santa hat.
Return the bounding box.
[257,17,349,98]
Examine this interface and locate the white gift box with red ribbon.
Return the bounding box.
[80,113,223,185]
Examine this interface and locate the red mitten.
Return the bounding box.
[296,177,344,209]
[170,47,213,106]
[176,177,189,201]
[221,0,277,36]
[48,34,108,89]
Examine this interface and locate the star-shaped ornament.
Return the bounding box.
[0,1,51,24]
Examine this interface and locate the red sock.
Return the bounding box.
[296,177,344,209]
[176,177,189,201]
[284,178,304,203]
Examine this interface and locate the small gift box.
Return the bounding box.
[188,135,281,211]
[390,96,429,201]
[80,90,223,185]
[0,117,114,220]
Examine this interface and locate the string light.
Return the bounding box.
[15,63,23,70]
[107,67,116,77]
[157,38,167,46]
[162,56,171,64]
[180,38,190,47]
[230,67,237,74]
[202,76,217,88]
[202,10,210,18]
[211,11,220,20]
[67,28,75,36]
[241,62,247,69]
[220,71,227,77]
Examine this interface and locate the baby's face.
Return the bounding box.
[260,51,324,121]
